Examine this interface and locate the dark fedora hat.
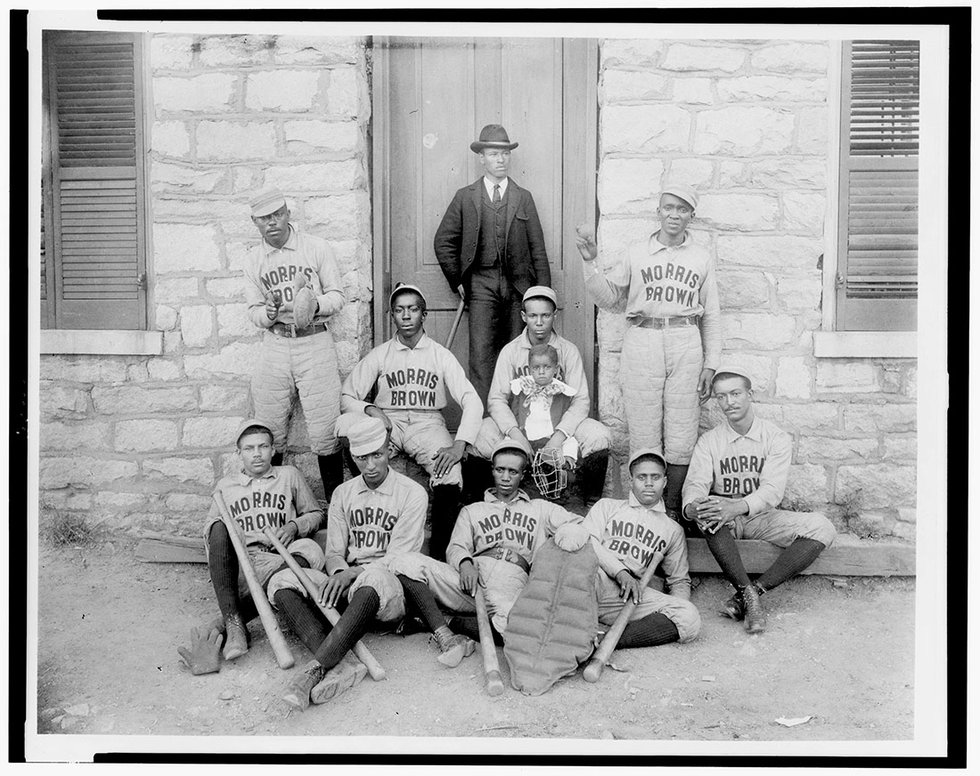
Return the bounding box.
[470,124,519,153]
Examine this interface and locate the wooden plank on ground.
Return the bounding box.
[135,531,206,564]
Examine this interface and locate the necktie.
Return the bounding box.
[492,184,501,203]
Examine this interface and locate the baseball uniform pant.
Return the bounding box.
[388,551,527,634]
[621,324,703,465]
[467,266,524,406]
[594,571,701,642]
[732,509,837,548]
[473,416,611,460]
[267,561,406,623]
[251,329,342,456]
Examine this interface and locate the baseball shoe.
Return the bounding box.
[719,590,745,621]
[742,585,766,635]
[222,614,249,661]
[282,660,328,711]
[436,633,476,668]
[311,654,368,705]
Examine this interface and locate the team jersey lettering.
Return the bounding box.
[227,491,291,534]
[348,506,398,552]
[382,368,440,408]
[638,262,701,306]
[718,454,765,496]
[607,519,668,567]
[260,265,315,295]
[513,362,566,381]
[475,507,539,552]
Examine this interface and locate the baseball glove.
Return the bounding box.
[531,447,569,501]
[292,273,318,330]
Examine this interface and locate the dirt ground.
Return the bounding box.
[34,541,915,746]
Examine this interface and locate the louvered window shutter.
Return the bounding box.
[836,40,918,331]
[43,31,147,330]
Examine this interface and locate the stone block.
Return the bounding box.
[151,162,227,194]
[334,340,361,378]
[662,43,746,73]
[327,240,362,275]
[716,235,822,270]
[717,76,827,102]
[246,70,321,112]
[775,271,822,312]
[843,404,917,433]
[597,217,656,260]
[163,330,182,354]
[879,365,903,394]
[184,341,264,379]
[601,104,691,154]
[890,521,915,541]
[226,242,253,273]
[721,354,773,393]
[199,384,249,413]
[672,78,714,105]
[782,191,825,234]
[206,277,246,300]
[93,491,155,511]
[596,310,627,354]
[199,35,273,68]
[165,494,213,512]
[304,192,370,239]
[601,70,669,102]
[150,35,194,70]
[127,363,149,383]
[196,122,277,161]
[40,457,139,489]
[896,507,916,524]
[815,361,877,393]
[601,39,665,67]
[219,451,241,478]
[796,436,878,462]
[796,107,828,154]
[39,356,128,384]
[265,161,364,193]
[147,359,182,381]
[39,384,89,418]
[744,158,826,190]
[183,416,246,449]
[151,121,190,157]
[698,193,779,231]
[39,420,112,452]
[154,224,221,272]
[777,403,840,433]
[40,491,94,511]
[155,305,178,331]
[694,106,795,155]
[143,456,216,485]
[903,370,917,399]
[154,74,237,113]
[274,35,362,65]
[92,385,197,415]
[775,356,811,399]
[115,419,180,452]
[216,304,255,338]
[836,464,916,509]
[782,463,830,505]
[722,313,796,349]
[751,43,829,73]
[180,306,214,348]
[597,157,664,215]
[325,67,361,119]
[154,277,200,304]
[283,120,360,154]
[666,158,713,188]
[718,271,770,309]
[883,436,917,460]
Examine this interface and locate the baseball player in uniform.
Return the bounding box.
[199,419,325,665]
[337,283,483,562]
[243,185,346,501]
[683,368,836,634]
[267,416,427,710]
[575,184,720,518]
[388,437,581,657]
[558,449,701,649]
[472,285,611,509]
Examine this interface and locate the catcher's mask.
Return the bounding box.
[531,447,569,500]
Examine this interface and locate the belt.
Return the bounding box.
[476,547,530,574]
[630,315,698,329]
[269,322,327,339]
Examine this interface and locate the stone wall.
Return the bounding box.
[595,39,916,540]
[39,34,373,536]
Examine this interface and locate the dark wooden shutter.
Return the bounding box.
[836,40,918,331]
[43,31,147,330]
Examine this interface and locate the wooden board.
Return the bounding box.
[135,531,205,564]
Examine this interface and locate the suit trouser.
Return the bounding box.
[467,265,523,407]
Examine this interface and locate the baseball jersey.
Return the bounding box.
[208,465,323,549]
[487,329,591,439]
[325,468,427,573]
[340,333,483,444]
[682,415,792,518]
[243,225,345,329]
[581,495,692,599]
[584,231,721,370]
[446,489,580,572]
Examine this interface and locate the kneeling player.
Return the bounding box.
[388,437,580,665]
[266,416,427,709]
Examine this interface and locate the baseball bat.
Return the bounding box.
[211,492,295,670]
[582,559,661,683]
[445,295,466,350]
[474,587,504,696]
[263,528,386,682]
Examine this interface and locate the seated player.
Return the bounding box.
[565,449,701,649]
[509,343,578,467]
[266,416,427,709]
[198,419,325,666]
[388,437,581,663]
[683,367,836,634]
[337,283,482,562]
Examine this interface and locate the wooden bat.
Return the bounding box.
[474,587,503,696]
[263,528,386,682]
[445,295,466,350]
[583,559,661,683]
[211,492,294,669]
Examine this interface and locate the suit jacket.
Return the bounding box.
[433,178,551,294]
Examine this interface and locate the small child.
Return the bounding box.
[509,344,579,467]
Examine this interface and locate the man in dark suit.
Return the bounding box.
[434,124,551,406]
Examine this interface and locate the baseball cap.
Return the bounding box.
[628,447,667,471]
[522,285,558,307]
[249,185,287,217]
[711,364,754,388]
[492,436,532,460]
[389,283,427,309]
[347,416,389,457]
[660,182,699,211]
[236,418,275,446]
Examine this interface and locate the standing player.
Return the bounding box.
[433,124,551,405]
[683,367,836,634]
[267,416,427,709]
[388,437,581,658]
[575,183,720,519]
[338,283,482,562]
[243,185,346,501]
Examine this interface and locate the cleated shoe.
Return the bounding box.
[719,590,745,621]
[311,654,367,704]
[436,633,477,668]
[282,660,328,711]
[742,585,767,635]
[222,614,249,661]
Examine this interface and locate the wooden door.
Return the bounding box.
[372,37,598,424]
